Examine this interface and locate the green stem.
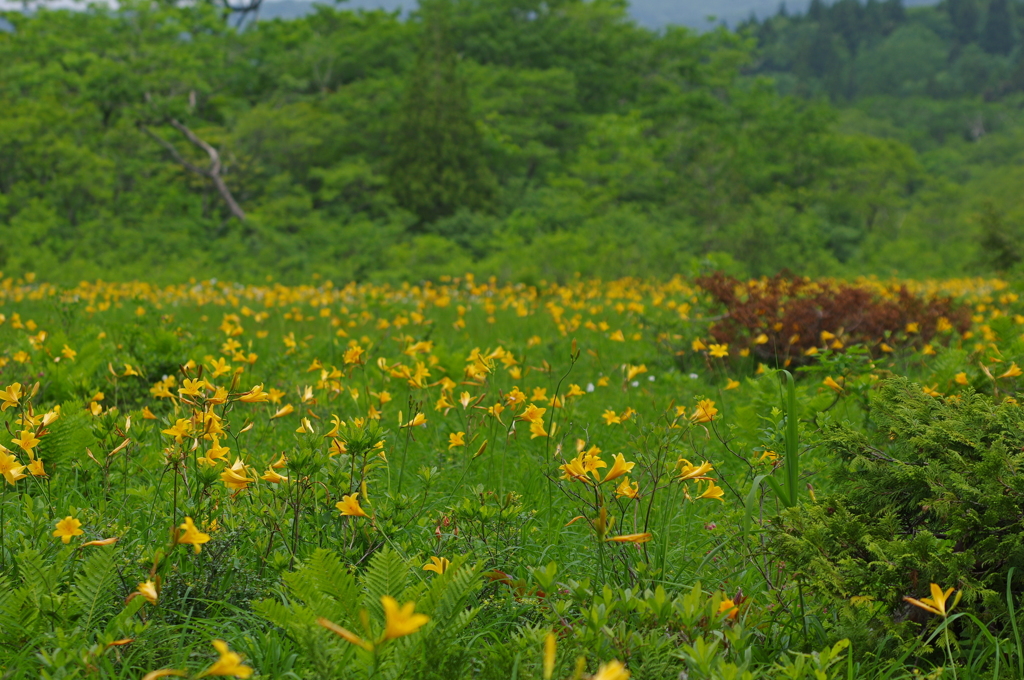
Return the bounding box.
[397,427,412,494]
[944,627,958,680]
[1,483,6,570]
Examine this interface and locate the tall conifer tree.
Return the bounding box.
[981,0,1014,54]
[948,0,980,44]
[388,0,495,225]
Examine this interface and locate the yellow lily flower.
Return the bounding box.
[137,580,159,605]
[904,583,962,618]
[318,616,373,651]
[696,480,725,502]
[690,399,718,423]
[602,453,635,484]
[592,660,630,680]
[606,532,652,544]
[678,459,714,481]
[381,595,429,639]
[220,459,255,491]
[422,556,450,574]
[177,517,211,553]
[53,516,84,544]
[238,384,270,403]
[197,640,252,678]
[336,493,369,518]
[614,476,639,499]
[0,452,26,485]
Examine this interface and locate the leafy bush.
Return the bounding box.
[770,376,1024,652]
[695,272,972,364]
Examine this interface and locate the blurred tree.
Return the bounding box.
[948,0,980,44]
[388,0,495,225]
[977,202,1021,271]
[981,0,1015,55]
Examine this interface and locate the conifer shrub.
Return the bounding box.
[694,272,971,364]
[770,376,1024,650]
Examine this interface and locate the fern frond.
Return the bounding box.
[360,548,409,617]
[69,546,117,632]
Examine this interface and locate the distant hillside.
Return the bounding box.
[259,0,940,28]
[0,0,942,27]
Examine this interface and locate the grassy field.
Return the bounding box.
[0,272,1020,679]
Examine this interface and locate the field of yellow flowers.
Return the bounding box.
[0,272,1019,679]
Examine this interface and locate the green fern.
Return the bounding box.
[256,548,483,679]
[360,548,410,620]
[37,399,97,471]
[68,544,117,632]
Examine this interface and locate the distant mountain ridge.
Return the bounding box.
[259,0,940,28]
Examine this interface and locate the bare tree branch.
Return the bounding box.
[140,120,246,221]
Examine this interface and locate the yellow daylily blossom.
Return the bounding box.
[28,458,45,477]
[448,432,465,449]
[903,583,962,618]
[238,384,270,403]
[220,459,255,491]
[179,378,204,398]
[53,516,84,544]
[162,419,193,443]
[696,480,725,502]
[708,344,729,358]
[823,376,843,392]
[81,537,118,547]
[336,493,369,518]
[197,640,252,678]
[614,476,639,499]
[678,459,714,481]
[318,617,374,651]
[137,580,159,605]
[0,383,22,411]
[261,468,287,483]
[690,399,718,423]
[382,595,429,639]
[606,532,652,544]
[12,430,40,457]
[401,412,427,428]
[141,670,187,680]
[602,453,634,484]
[592,660,630,680]
[0,452,27,485]
[1000,362,1023,378]
[423,556,450,574]
[543,631,557,680]
[177,516,211,553]
[624,364,647,381]
[270,404,295,419]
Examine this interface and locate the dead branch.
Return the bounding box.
[140,120,246,221]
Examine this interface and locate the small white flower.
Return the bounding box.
[631,381,639,387]
[689,373,699,380]
[648,375,655,382]
[586,383,595,393]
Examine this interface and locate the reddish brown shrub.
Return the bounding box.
[693,271,972,366]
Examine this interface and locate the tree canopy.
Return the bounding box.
[0,0,1022,283]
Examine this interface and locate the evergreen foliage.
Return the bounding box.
[771,376,1024,648]
[0,0,1023,282]
[388,0,494,224]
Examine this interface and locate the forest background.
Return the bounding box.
[1,0,1023,285]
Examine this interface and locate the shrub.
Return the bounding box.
[694,271,971,365]
[770,376,1024,649]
